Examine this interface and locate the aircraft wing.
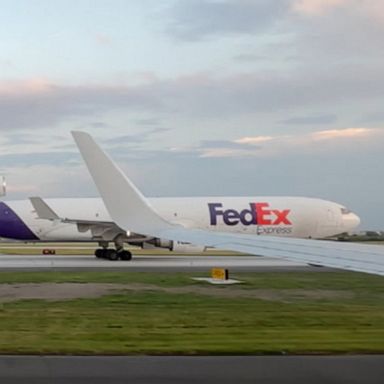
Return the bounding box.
[72,131,384,277]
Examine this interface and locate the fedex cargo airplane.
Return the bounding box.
[0,149,359,261]
[69,131,384,276]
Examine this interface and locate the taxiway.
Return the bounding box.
[0,355,382,383]
[0,254,324,272]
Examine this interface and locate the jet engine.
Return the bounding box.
[147,238,206,253]
[172,241,206,253]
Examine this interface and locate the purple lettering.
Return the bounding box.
[208,203,223,225]
[239,203,257,225]
[208,202,292,227]
[223,209,240,226]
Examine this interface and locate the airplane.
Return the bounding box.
[0,193,360,261]
[0,134,363,261]
[0,140,360,260]
[68,130,384,276]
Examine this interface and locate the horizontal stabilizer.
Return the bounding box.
[29,197,116,227]
[30,197,60,220]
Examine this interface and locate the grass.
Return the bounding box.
[0,270,195,286]
[0,270,382,354]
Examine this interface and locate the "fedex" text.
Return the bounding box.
[208,202,292,226]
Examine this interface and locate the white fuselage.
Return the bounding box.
[0,196,360,242]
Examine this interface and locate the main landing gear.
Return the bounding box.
[94,241,132,261]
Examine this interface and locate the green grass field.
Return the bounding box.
[0,270,382,355]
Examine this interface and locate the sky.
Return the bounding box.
[0,0,383,229]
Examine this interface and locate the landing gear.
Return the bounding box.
[94,241,132,261]
[95,249,105,258]
[119,250,132,261]
[106,249,119,261]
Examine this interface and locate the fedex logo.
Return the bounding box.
[208,202,292,226]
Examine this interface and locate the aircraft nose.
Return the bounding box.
[0,202,38,240]
[342,212,361,231]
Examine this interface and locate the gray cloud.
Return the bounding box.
[3,133,40,146]
[359,111,384,124]
[166,0,289,41]
[280,114,337,125]
[199,139,247,149]
[233,53,273,62]
[0,82,160,130]
[156,69,384,118]
[1,66,384,132]
[292,8,384,66]
[105,127,169,146]
[89,122,110,129]
[0,151,76,168]
[135,118,162,126]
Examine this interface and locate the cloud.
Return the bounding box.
[0,151,76,167]
[3,163,97,199]
[289,0,384,66]
[1,65,384,133]
[234,136,274,144]
[311,127,372,140]
[280,114,337,125]
[0,78,50,95]
[104,127,169,146]
[199,147,256,158]
[359,111,384,124]
[166,0,289,41]
[7,184,40,194]
[292,0,384,23]
[292,0,348,16]
[0,79,160,130]
[89,122,110,129]
[3,133,39,146]
[197,128,382,158]
[165,0,384,44]
[135,118,162,126]
[233,53,271,62]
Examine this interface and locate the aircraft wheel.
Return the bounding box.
[95,249,105,258]
[119,250,132,261]
[107,249,119,261]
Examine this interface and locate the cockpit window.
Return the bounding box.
[341,207,351,215]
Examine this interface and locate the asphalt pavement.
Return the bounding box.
[0,254,332,272]
[0,355,382,384]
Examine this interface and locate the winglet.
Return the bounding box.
[71,131,173,235]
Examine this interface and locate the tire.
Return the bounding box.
[107,249,119,261]
[119,250,132,261]
[95,249,104,258]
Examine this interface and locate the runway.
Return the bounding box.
[0,355,382,383]
[0,254,324,272]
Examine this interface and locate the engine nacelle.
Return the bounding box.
[148,238,206,253]
[171,241,206,254]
